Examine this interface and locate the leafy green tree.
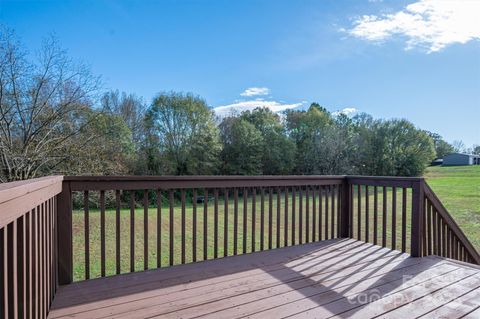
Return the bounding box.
[426,132,455,158]
[220,117,264,175]
[240,108,295,174]
[144,92,221,175]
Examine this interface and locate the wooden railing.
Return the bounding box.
[0,176,63,319]
[1,175,479,317]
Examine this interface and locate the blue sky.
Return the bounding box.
[1,0,479,146]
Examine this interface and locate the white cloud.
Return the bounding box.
[240,87,270,97]
[332,107,358,116]
[348,0,480,52]
[214,100,303,117]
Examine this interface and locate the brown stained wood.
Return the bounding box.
[169,190,174,266]
[242,188,247,254]
[57,181,72,285]
[312,187,316,242]
[130,193,135,273]
[402,188,407,253]
[306,187,310,243]
[181,190,186,264]
[192,189,197,262]
[392,186,396,251]
[84,191,90,280]
[299,187,303,244]
[268,188,273,250]
[116,190,121,274]
[319,186,323,241]
[282,187,286,247]
[276,188,281,247]
[214,189,219,258]
[292,187,296,246]
[224,189,229,257]
[260,188,264,251]
[411,180,424,257]
[336,185,341,238]
[432,209,438,256]
[251,188,256,253]
[203,189,208,261]
[156,190,162,268]
[144,190,149,270]
[233,189,238,255]
[46,239,480,319]
[373,186,378,246]
[331,185,335,239]
[382,186,387,248]
[325,186,329,240]
[365,185,369,243]
[3,224,9,319]
[357,185,361,241]
[100,190,106,277]
[426,200,432,256]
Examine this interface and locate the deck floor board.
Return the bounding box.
[48,239,480,319]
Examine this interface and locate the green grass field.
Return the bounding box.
[424,165,480,252]
[71,166,480,281]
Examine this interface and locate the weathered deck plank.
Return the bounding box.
[47,239,480,319]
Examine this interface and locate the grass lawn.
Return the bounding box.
[424,165,480,252]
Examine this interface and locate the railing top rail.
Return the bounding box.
[0,175,63,228]
[346,175,424,181]
[64,175,346,181]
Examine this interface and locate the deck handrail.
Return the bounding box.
[1,176,62,318]
[1,174,478,318]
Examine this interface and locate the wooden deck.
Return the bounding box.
[47,238,480,319]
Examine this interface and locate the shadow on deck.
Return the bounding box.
[47,238,480,319]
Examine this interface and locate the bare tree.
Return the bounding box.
[0,27,100,181]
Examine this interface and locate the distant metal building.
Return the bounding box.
[443,153,480,166]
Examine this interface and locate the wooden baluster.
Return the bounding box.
[100,190,106,276]
[299,187,303,244]
[426,200,432,256]
[402,188,407,253]
[312,186,317,242]
[382,186,387,248]
[365,186,369,243]
[156,190,162,268]
[203,189,208,261]
[224,188,229,257]
[373,186,378,245]
[116,190,121,274]
[325,186,329,240]
[84,191,90,279]
[192,189,197,262]
[260,188,264,251]
[243,188,248,254]
[268,188,273,249]
[130,192,135,272]
[306,187,310,243]
[432,209,438,255]
[144,190,149,269]
[251,188,256,252]
[275,187,287,248]
[169,190,174,266]
[214,189,219,258]
[234,188,238,255]
[292,187,296,246]
[319,186,323,240]
[331,185,335,239]
[283,187,287,247]
[392,187,396,251]
[181,189,186,264]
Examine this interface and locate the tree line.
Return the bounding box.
[1,28,476,182]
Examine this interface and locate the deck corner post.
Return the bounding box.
[57,180,73,285]
[411,179,425,257]
[340,177,351,238]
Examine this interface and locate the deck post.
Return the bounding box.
[411,179,424,257]
[340,177,350,238]
[57,180,73,285]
